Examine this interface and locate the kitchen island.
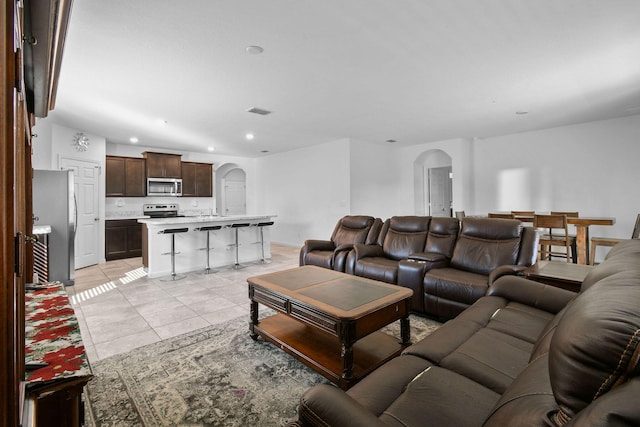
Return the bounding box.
[138,215,277,278]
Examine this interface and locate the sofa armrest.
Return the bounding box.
[487,275,576,314]
[300,240,336,266]
[488,265,527,284]
[298,384,385,427]
[352,243,383,260]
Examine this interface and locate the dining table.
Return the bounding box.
[490,213,616,265]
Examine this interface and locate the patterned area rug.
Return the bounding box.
[85,314,440,427]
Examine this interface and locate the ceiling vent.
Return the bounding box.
[247,107,272,116]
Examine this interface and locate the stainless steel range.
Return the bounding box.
[143,204,182,218]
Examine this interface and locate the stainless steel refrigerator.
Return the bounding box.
[33,169,76,285]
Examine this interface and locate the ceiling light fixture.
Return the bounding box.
[386,139,397,143]
[245,45,264,55]
[245,133,255,141]
[247,107,272,116]
[129,137,139,143]
[515,111,529,115]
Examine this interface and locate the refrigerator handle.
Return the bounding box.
[73,194,78,236]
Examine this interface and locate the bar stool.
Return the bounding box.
[229,223,250,269]
[195,225,222,274]
[158,227,189,281]
[254,221,274,263]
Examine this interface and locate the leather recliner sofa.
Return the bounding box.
[346,216,459,312]
[398,217,539,319]
[299,215,382,272]
[294,239,640,427]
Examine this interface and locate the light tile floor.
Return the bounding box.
[67,244,300,362]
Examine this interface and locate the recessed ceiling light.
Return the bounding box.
[245,133,255,141]
[515,111,529,115]
[245,45,264,55]
[207,147,214,152]
[129,137,139,143]
[386,139,397,143]
[260,150,269,153]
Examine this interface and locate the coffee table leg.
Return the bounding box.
[400,315,411,345]
[249,299,259,340]
[341,342,354,381]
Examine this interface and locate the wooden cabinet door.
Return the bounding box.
[127,222,143,257]
[125,158,146,196]
[144,152,182,178]
[144,153,164,178]
[105,223,128,260]
[163,154,182,178]
[106,156,125,196]
[196,163,213,197]
[181,162,197,196]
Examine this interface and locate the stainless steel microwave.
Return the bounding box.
[147,178,182,196]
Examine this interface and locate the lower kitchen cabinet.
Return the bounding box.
[105,219,142,260]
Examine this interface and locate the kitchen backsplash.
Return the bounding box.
[105,197,216,219]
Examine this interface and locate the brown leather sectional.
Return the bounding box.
[294,239,640,426]
[300,215,539,320]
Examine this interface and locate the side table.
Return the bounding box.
[521,261,593,293]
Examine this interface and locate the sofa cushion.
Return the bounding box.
[423,267,488,305]
[450,217,522,275]
[332,215,376,246]
[352,256,399,284]
[381,216,431,260]
[406,295,554,394]
[303,250,333,269]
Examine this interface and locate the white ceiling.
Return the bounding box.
[49,0,640,157]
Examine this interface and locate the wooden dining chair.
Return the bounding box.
[589,213,640,265]
[488,212,515,219]
[511,211,534,222]
[548,211,579,262]
[534,214,575,263]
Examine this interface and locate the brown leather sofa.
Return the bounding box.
[294,239,640,427]
[399,217,539,319]
[346,216,458,283]
[299,215,382,272]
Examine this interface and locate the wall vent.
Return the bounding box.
[246,107,272,116]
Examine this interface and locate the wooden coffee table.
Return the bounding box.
[248,266,413,389]
[522,261,593,293]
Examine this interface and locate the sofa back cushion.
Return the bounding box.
[450,217,523,275]
[331,215,376,246]
[424,217,460,258]
[548,272,640,422]
[380,216,431,260]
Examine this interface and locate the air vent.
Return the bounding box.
[247,107,272,116]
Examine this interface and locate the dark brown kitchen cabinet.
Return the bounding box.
[105,219,143,260]
[181,162,213,197]
[106,156,146,197]
[143,152,182,178]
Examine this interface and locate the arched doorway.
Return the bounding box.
[216,163,246,216]
[414,150,453,217]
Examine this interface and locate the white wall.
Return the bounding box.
[256,139,351,246]
[472,115,640,241]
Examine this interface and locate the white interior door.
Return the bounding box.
[60,158,100,269]
[224,180,246,216]
[427,166,453,217]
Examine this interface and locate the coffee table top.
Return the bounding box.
[248,266,412,318]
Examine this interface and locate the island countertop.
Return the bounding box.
[138,214,277,227]
[138,214,277,278]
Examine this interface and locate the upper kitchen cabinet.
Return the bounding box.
[106,156,146,197]
[143,152,182,178]
[182,162,213,197]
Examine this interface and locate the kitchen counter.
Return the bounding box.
[139,214,277,278]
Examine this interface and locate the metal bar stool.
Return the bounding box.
[254,221,274,263]
[195,225,222,274]
[229,223,251,269]
[158,227,189,281]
